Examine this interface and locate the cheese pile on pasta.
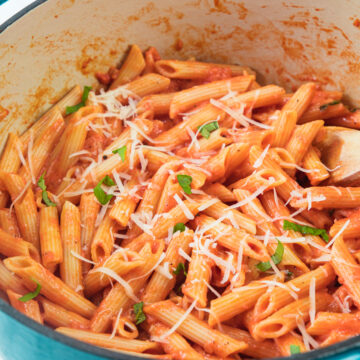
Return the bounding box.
[0,44,360,359]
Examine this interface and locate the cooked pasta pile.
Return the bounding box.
[1,44,360,359]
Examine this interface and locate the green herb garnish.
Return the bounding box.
[177,174,192,195]
[198,121,219,139]
[38,173,56,207]
[19,278,41,302]
[290,345,301,354]
[173,263,187,276]
[133,301,146,325]
[112,145,127,162]
[319,100,340,111]
[283,220,329,242]
[174,223,186,233]
[256,239,284,272]
[93,175,115,205]
[65,86,92,115]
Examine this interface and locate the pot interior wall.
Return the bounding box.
[0,0,359,150]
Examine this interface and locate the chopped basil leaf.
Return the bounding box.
[198,121,219,139]
[65,103,83,115]
[177,174,192,195]
[174,222,186,233]
[19,278,41,302]
[256,239,284,272]
[319,100,340,111]
[81,86,92,103]
[350,107,359,113]
[173,262,187,276]
[112,145,127,162]
[65,86,92,115]
[133,301,146,325]
[290,345,301,354]
[102,175,115,187]
[37,174,47,191]
[283,220,329,242]
[37,173,56,207]
[93,175,115,205]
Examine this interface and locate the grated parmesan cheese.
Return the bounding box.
[325,219,350,248]
[179,248,192,262]
[253,144,270,168]
[93,267,139,302]
[210,98,271,129]
[197,198,219,212]
[129,252,166,282]
[9,180,31,214]
[297,317,319,350]
[159,300,197,340]
[155,261,174,280]
[109,308,123,339]
[227,184,270,210]
[309,277,316,325]
[70,250,96,265]
[173,194,194,220]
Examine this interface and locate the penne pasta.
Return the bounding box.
[56,327,159,353]
[60,201,83,293]
[4,256,96,318]
[2,46,360,359]
[0,208,21,237]
[282,82,316,119]
[137,92,175,116]
[155,59,255,78]
[79,193,100,274]
[307,312,360,336]
[220,324,281,358]
[208,274,283,327]
[18,107,64,184]
[143,230,193,303]
[270,110,297,147]
[0,259,27,294]
[40,297,90,330]
[0,132,22,207]
[330,208,360,239]
[169,75,254,118]
[84,250,144,297]
[147,322,205,360]
[1,173,40,249]
[110,44,146,89]
[0,228,40,261]
[285,120,324,165]
[291,186,360,209]
[252,292,333,339]
[192,215,269,261]
[182,252,213,307]
[90,240,164,332]
[90,212,118,263]
[331,235,360,308]
[39,206,63,271]
[7,289,43,324]
[302,146,330,185]
[275,332,307,356]
[253,264,335,321]
[144,300,247,357]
